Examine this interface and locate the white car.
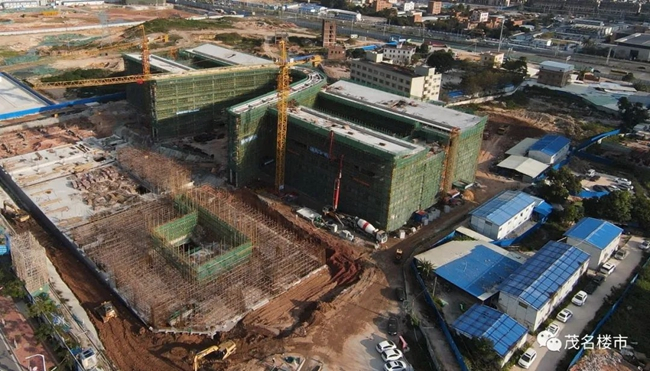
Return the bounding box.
[601,262,617,275]
[376,340,397,353]
[384,360,409,371]
[381,349,403,362]
[518,348,537,369]
[615,178,632,186]
[571,291,588,306]
[557,308,573,323]
[640,240,650,251]
[546,322,560,337]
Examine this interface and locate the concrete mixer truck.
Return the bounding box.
[355,218,388,244]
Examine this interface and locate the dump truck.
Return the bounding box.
[2,201,30,223]
[193,340,236,371]
[95,301,117,323]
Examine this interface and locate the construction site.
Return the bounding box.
[0,10,495,370]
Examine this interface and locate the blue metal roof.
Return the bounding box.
[470,190,536,226]
[499,241,590,310]
[529,135,571,156]
[564,217,623,250]
[452,305,528,358]
[436,244,522,300]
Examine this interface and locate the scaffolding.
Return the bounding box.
[69,185,325,333]
[116,147,192,194]
[10,232,49,296]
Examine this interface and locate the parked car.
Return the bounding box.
[640,240,650,251]
[589,175,601,182]
[518,348,538,369]
[571,291,588,306]
[615,178,632,186]
[586,169,596,177]
[376,340,397,353]
[384,361,409,371]
[387,316,399,336]
[600,262,617,275]
[395,287,406,301]
[546,322,560,337]
[615,249,629,260]
[593,185,606,192]
[584,280,598,294]
[381,349,403,362]
[557,308,573,323]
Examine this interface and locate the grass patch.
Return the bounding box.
[214,32,263,49]
[41,68,113,83]
[0,49,21,59]
[498,90,529,109]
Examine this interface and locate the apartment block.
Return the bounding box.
[321,20,337,47]
[427,0,442,14]
[350,53,442,101]
[383,45,416,65]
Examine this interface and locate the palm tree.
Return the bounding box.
[417,259,434,279]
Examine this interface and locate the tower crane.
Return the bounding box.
[27,24,152,89]
[274,39,322,192]
[441,127,461,193]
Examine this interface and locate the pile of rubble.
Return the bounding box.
[69,166,141,210]
[570,349,639,371]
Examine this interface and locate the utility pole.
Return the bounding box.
[497,18,505,52]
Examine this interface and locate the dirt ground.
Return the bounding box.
[569,349,638,371]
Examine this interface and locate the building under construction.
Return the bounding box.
[0,140,325,334]
[122,44,486,231]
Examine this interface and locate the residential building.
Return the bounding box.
[470,10,489,23]
[382,44,416,65]
[427,0,442,14]
[327,45,346,61]
[408,11,423,23]
[452,305,528,366]
[527,134,570,164]
[614,34,650,61]
[598,1,640,17]
[564,0,598,16]
[480,52,504,68]
[402,1,415,11]
[537,61,574,87]
[321,20,337,47]
[469,190,536,240]
[414,241,525,301]
[528,0,564,12]
[564,217,622,270]
[498,241,590,331]
[373,0,392,12]
[350,54,442,101]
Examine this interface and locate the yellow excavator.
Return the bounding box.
[2,201,30,223]
[193,340,236,371]
[95,301,117,323]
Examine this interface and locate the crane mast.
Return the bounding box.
[275,39,291,192]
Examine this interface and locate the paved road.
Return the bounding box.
[511,236,645,371]
[0,327,22,371]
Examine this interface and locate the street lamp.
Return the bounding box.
[26,354,46,371]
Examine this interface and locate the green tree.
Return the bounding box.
[426,49,455,73]
[618,97,649,132]
[27,294,58,318]
[502,57,528,75]
[538,168,581,204]
[347,48,365,59]
[560,203,584,225]
[417,259,434,279]
[583,190,633,222]
[632,195,650,231]
[1,278,25,299]
[623,72,635,82]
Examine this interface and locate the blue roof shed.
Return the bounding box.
[415,241,524,300]
[452,305,527,358]
[528,134,571,156]
[470,190,536,226]
[564,217,623,250]
[499,241,590,310]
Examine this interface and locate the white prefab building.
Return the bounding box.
[469,190,536,240]
[564,217,623,270]
[527,134,571,165]
[498,241,590,331]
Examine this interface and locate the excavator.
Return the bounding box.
[193,340,236,371]
[2,201,30,223]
